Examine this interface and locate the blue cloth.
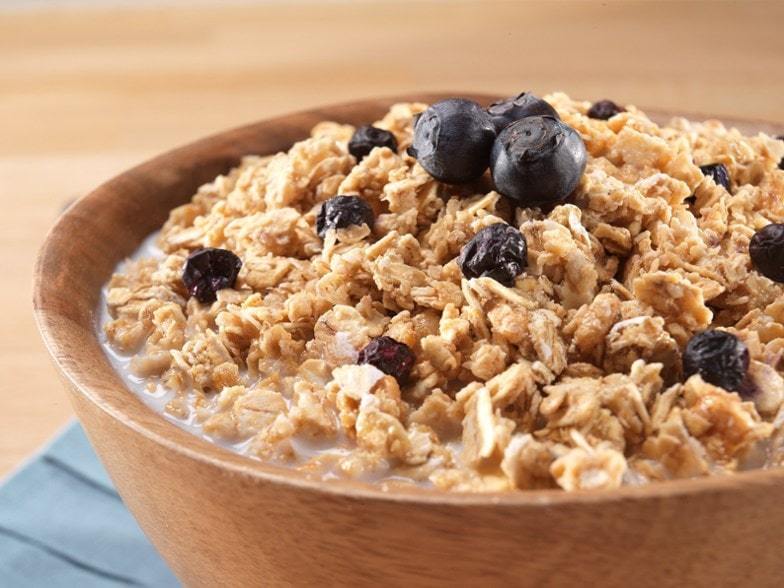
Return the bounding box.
[0,422,178,587]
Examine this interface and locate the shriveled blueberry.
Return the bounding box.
[487,92,559,132]
[777,135,784,170]
[750,223,784,282]
[587,99,624,120]
[409,98,496,184]
[182,248,242,303]
[700,163,730,191]
[490,116,587,207]
[357,336,416,383]
[316,195,374,238]
[348,125,398,161]
[458,223,527,286]
[683,330,749,392]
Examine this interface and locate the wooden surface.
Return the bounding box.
[33,93,784,587]
[4,0,784,476]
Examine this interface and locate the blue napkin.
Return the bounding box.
[0,422,179,587]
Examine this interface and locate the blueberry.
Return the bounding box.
[683,330,749,392]
[409,98,496,184]
[750,223,784,282]
[458,223,527,286]
[182,248,242,303]
[316,195,374,238]
[348,125,398,161]
[700,163,730,191]
[487,92,559,132]
[357,336,416,383]
[777,135,784,170]
[587,100,624,120]
[489,116,587,207]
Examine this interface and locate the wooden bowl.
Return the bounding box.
[34,93,784,587]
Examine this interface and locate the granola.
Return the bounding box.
[102,94,784,492]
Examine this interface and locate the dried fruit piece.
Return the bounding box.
[348,125,398,161]
[487,92,559,132]
[182,248,242,303]
[489,115,587,207]
[777,135,784,170]
[750,223,784,282]
[357,336,416,383]
[316,195,374,238]
[699,163,730,191]
[683,330,749,393]
[587,99,624,120]
[409,98,496,184]
[458,223,527,286]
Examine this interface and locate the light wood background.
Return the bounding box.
[2,0,782,477]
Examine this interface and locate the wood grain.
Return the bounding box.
[4,0,784,474]
[34,93,784,587]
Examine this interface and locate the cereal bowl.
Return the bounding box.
[34,94,784,587]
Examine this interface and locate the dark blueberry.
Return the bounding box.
[750,223,784,282]
[409,98,496,184]
[316,195,374,238]
[777,135,784,170]
[587,99,624,120]
[357,336,416,383]
[700,163,731,191]
[458,223,527,286]
[683,330,749,392]
[182,248,242,304]
[348,125,398,161]
[487,92,559,132]
[490,116,587,207]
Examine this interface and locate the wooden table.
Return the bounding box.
[2,0,782,477]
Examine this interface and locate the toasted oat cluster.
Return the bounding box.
[103,94,784,492]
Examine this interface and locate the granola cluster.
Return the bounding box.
[103,94,784,492]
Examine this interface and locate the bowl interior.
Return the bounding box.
[33,93,784,505]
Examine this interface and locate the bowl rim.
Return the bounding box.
[33,92,784,507]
